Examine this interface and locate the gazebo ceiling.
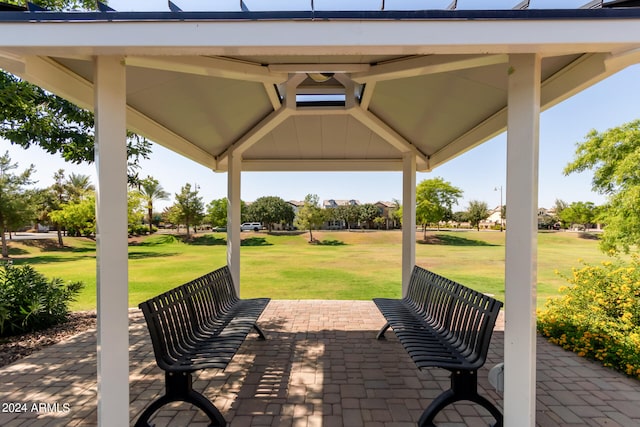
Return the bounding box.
[2,8,640,172]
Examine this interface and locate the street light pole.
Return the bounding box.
[494,186,503,232]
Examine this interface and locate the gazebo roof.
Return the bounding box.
[3,6,640,427]
[2,7,640,173]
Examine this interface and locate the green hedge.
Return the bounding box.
[0,263,83,337]
[537,255,640,379]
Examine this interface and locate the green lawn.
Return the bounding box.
[6,230,611,311]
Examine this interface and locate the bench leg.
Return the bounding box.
[134,372,227,427]
[253,323,267,340]
[376,322,391,339]
[418,370,503,427]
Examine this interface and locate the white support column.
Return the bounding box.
[227,150,242,294]
[94,56,129,427]
[504,53,541,427]
[401,153,416,297]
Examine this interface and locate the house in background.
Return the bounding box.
[322,199,360,229]
[374,201,400,229]
[287,200,304,215]
[483,205,505,230]
[537,207,557,229]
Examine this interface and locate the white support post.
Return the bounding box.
[401,153,416,297]
[504,53,541,427]
[94,56,129,427]
[227,150,242,294]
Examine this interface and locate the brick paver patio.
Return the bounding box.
[0,300,639,426]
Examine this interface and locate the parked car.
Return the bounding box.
[240,222,262,232]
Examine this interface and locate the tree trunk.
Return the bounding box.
[56,225,64,248]
[1,228,8,258]
[148,206,153,234]
[308,228,314,242]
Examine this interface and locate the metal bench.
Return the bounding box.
[373,266,503,427]
[135,265,270,427]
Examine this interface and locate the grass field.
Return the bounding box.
[5,229,611,311]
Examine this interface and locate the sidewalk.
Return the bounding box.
[0,300,639,426]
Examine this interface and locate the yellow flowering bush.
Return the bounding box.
[537,255,640,379]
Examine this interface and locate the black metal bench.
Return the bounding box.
[373,266,503,427]
[135,265,270,427]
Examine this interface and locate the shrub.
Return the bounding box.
[537,255,640,379]
[129,222,150,236]
[0,262,84,337]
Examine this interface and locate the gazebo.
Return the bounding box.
[2,2,640,426]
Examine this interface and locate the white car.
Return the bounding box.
[240,222,262,232]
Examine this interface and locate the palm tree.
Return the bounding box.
[51,169,67,247]
[138,176,169,234]
[66,173,94,201]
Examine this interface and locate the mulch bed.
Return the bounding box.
[0,311,96,368]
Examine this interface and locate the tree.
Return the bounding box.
[467,200,490,231]
[205,198,250,229]
[559,201,597,231]
[49,195,96,237]
[162,205,183,233]
[452,211,468,227]
[206,198,228,229]
[564,119,640,252]
[127,191,147,235]
[373,216,386,229]
[49,169,67,246]
[137,176,169,234]
[247,196,295,232]
[4,0,95,9]
[37,170,93,247]
[0,152,35,258]
[415,177,463,238]
[358,203,381,229]
[330,204,360,230]
[392,199,403,227]
[1,63,151,185]
[294,194,325,242]
[500,204,507,231]
[66,173,94,201]
[173,183,204,239]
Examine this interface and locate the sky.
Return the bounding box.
[3,1,640,212]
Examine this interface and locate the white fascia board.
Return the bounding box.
[3,19,640,56]
[125,56,286,84]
